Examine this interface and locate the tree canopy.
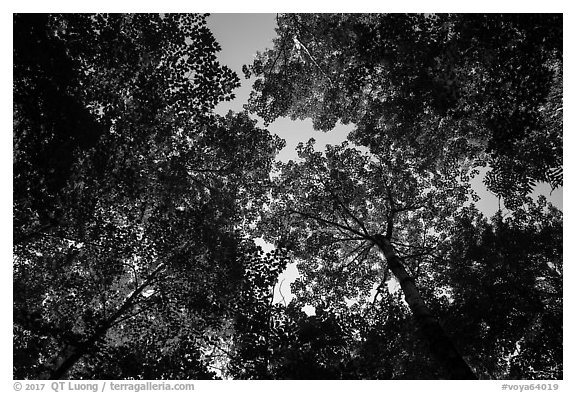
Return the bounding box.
[14,13,283,379]
[437,199,562,379]
[244,13,562,207]
[13,13,562,380]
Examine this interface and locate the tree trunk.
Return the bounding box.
[39,262,167,379]
[41,344,84,379]
[40,323,109,379]
[374,235,477,379]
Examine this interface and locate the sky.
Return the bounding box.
[206,13,564,307]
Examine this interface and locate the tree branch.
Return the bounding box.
[324,183,370,236]
[107,298,158,328]
[293,36,334,86]
[341,239,368,262]
[362,279,387,319]
[104,262,166,327]
[383,180,396,239]
[393,203,427,213]
[289,14,335,86]
[339,242,373,273]
[36,232,122,251]
[14,223,57,245]
[288,209,366,238]
[390,240,436,252]
[278,278,287,307]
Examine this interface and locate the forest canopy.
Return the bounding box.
[13,13,562,380]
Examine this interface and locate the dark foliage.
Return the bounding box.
[14,13,562,380]
[13,13,282,379]
[244,14,562,208]
[437,200,562,379]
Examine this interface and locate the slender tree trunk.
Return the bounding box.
[42,344,85,380]
[374,235,477,379]
[40,320,109,379]
[40,263,167,379]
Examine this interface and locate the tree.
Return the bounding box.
[225,244,289,379]
[13,13,284,379]
[14,13,562,380]
[229,291,442,379]
[435,199,562,379]
[256,139,477,379]
[14,13,240,242]
[239,16,563,377]
[240,139,561,379]
[244,13,562,207]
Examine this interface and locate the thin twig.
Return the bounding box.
[278,278,287,307]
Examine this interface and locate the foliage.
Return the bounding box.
[239,14,562,378]
[14,13,239,236]
[224,139,562,379]
[435,199,562,379]
[229,294,444,379]
[225,244,289,379]
[13,13,562,380]
[13,13,283,379]
[250,139,476,378]
[244,13,562,207]
[259,138,470,302]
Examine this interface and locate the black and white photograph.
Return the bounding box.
[11,8,564,385]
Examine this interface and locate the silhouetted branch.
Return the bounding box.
[288,209,366,238]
